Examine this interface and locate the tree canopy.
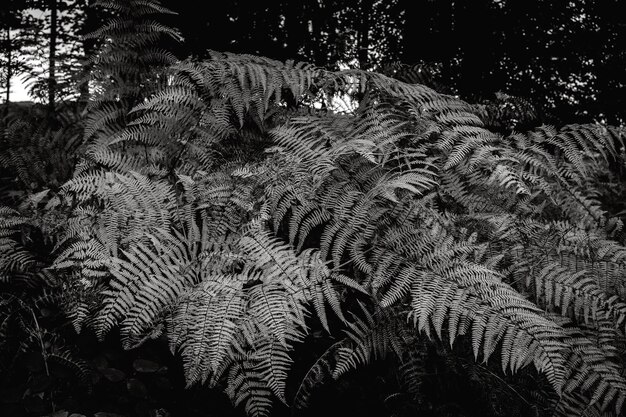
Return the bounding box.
[160,0,626,125]
[2,1,625,123]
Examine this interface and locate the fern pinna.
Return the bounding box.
[45,49,626,416]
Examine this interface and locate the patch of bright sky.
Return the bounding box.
[2,27,36,102]
[3,8,59,103]
[8,75,32,102]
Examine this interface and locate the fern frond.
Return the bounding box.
[170,274,246,385]
[225,354,274,417]
[332,306,403,379]
[96,228,197,345]
[292,340,348,409]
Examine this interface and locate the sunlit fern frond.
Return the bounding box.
[96,227,199,345]
[37,48,626,417]
[225,353,275,417]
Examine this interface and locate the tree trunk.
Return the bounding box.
[48,0,57,114]
[284,0,302,61]
[5,27,11,107]
[308,0,324,65]
[79,0,98,110]
[401,0,435,63]
[357,0,371,70]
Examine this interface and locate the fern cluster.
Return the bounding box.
[40,48,626,416]
[3,9,626,413]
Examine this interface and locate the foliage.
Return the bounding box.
[2,1,626,416]
[161,0,626,125]
[0,0,40,105]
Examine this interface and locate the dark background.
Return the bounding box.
[159,0,626,125]
[1,0,625,124]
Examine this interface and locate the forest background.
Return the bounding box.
[2,0,625,124]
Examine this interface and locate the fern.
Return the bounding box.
[33,48,626,416]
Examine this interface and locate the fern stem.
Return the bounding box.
[30,306,55,412]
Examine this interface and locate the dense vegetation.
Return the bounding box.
[3,0,626,124]
[1,1,626,416]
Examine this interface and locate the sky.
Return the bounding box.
[8,75,32,102]
[3,8,56,103]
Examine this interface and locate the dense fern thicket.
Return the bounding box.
[2,1,626,416]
